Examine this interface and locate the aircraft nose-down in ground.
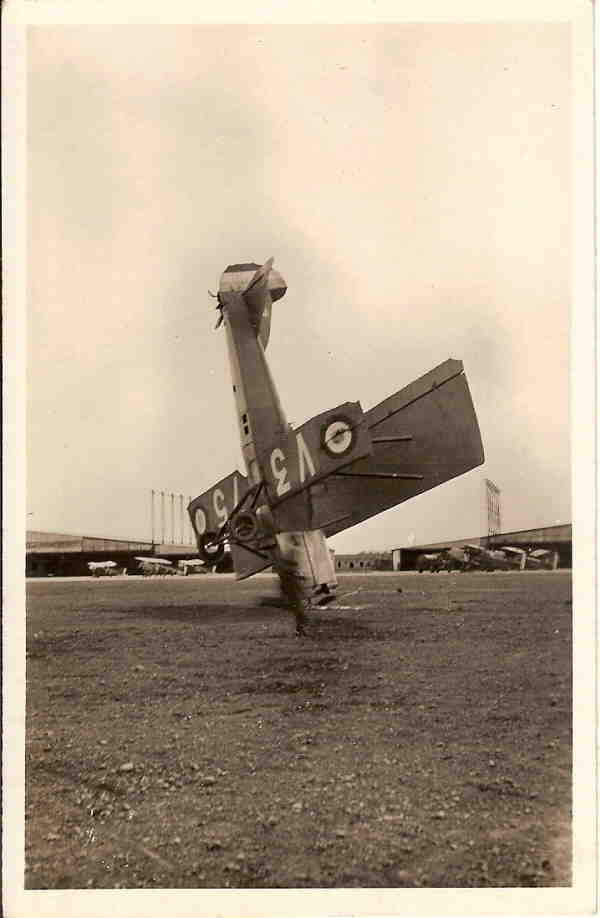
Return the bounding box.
[188,259,485,632]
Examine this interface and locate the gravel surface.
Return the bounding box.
[25,571,572,889]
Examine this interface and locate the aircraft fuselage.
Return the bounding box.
[218,265,337,604]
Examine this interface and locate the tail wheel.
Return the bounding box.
[230,510,259,543]
[198,532,226,564]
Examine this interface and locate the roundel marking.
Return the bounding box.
[194,507,207,536]
[321,415,356,458]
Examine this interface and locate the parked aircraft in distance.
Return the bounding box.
[415,544,559,575]
[487,550,512,571]
[135,557,176,576]
[500,546,528,570]
[462,544,511,571]
[416,552,444,573]
[178,559,209,575]
[188,258,484,632]
[524,548,559,570]
[463,544,559,572]
[443,547,469,571]
[88,560,120,577]
[416,547,468,572]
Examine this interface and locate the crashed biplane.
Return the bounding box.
[188,259,484,632]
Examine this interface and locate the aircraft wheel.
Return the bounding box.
[230,510,259,543]
[198,532,226,564]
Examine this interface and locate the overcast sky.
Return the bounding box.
[26,23,571,550]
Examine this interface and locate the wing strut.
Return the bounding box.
[213,481,265,542]
[371,435,413,443]
[200,480,275,562]
[332,471,425,480]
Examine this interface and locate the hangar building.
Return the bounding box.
[334,552,393,572]
[391,523,572,571]
[26,530,201,577]
[27,523,572,577]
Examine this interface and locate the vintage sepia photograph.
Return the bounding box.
[3,1,595,915]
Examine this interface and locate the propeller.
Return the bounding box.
[209,289,224,329]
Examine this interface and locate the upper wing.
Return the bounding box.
[302,359,484,537]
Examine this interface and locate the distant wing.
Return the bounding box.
[188,470,275,579]
[188,470,250,537]
[301,359,484,537]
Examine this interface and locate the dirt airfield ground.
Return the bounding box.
[26,570,571,889]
